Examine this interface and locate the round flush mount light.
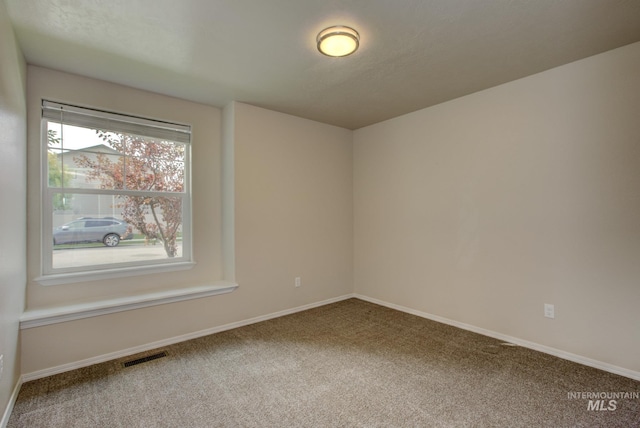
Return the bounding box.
[316,25,360,57]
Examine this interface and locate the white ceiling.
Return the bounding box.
[6,0,640,129]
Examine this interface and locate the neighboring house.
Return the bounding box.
[54,142,170,231]
[54,143,125,227]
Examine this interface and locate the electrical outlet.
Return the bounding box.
[0,354,4,380]
[295,277,301,288]
[544,303,555,319]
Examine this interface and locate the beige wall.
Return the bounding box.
[0,0,26,420]
[233,102,353,316]
[21,71,353,373]
[354,42,640,373]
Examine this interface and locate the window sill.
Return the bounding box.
[35,261,197,286]
[20,281,239,329]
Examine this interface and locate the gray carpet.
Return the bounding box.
[8,299,640,427]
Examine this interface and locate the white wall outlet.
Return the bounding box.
[295,277,301,288]
[0,354,4,380]
[544,303,555,319]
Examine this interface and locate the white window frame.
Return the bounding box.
[37,100,194,285]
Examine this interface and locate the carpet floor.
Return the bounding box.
[7,298,640,427]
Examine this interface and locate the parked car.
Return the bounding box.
[53,217,133,247]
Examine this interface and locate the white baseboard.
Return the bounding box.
[354,294,640,381]
[22,293,355,382]
[21,291,638,385]
[1,377,23,428]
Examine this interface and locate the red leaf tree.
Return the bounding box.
[74,131,185,257]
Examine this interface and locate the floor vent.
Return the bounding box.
[123,351,168,368]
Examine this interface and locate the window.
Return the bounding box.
[40,100,193,283]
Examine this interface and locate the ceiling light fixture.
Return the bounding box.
[316,25,360,57]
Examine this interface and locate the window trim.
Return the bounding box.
[21,281,237,328]
[39,100,194,284]
[35,261,196,286]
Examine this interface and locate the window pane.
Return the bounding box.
[48,122,105,151]
[49,147,125,190]
[125,139,185,162]
[47,148,74,190]
[47,123,62,148]
[124,139,185,192]
[47,123,185,193]
[43,101,192,279]
[51,193,184,270]
[47,123,125,189]
[63,149,124,189]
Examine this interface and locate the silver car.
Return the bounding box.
[53,217,132,247]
